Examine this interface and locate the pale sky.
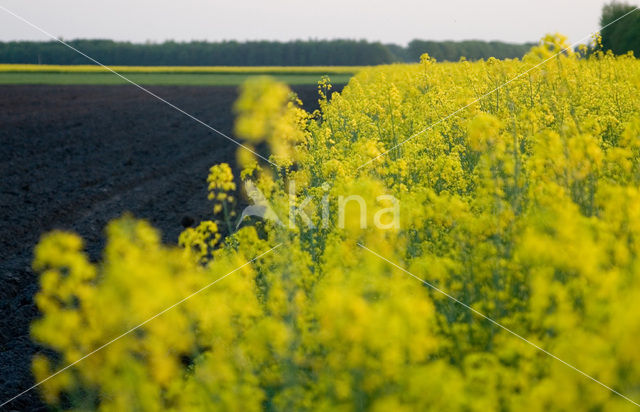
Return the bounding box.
[0,0,632,45]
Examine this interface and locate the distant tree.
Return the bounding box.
[0,39,397,66]
[0,39,534,66]
[406,39,533,62]
[384,43,410,62]
[600,1,640,55]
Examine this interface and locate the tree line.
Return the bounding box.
[1,2,636,67]
[0,39,534,66]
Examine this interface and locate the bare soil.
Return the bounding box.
[0,84,332,410]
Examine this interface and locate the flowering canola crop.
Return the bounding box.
[30,35,640,410]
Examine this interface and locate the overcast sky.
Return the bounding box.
[0,1,632,45]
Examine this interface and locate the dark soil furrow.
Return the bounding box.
[0,83,333,410]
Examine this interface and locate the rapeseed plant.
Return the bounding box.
[29,36,640,410]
